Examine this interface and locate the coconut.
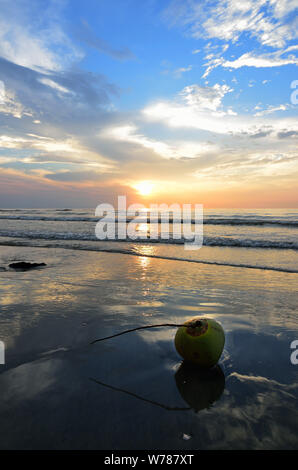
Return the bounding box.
[174,317,225,368]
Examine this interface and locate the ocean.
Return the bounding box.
[0,208,297,449]
[0,208,297,272]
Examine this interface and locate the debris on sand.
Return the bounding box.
[9,262,47,271]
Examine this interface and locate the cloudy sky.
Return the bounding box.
[0,0,297,208]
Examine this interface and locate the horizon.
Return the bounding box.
[1,206,298,210]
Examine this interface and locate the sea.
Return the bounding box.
[0,208,297,273]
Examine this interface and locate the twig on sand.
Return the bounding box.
[90,320,203,345]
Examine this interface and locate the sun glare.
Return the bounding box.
[133,181,154,196]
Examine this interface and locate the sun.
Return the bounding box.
[133,181,154,196]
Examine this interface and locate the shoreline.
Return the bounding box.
[0,239,297,274]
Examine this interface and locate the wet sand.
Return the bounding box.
[0,245,298,449]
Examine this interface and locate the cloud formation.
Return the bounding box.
[0,0,82,73]
[164,0,298,48]
[164,0,298,77]
[0,0,297,207]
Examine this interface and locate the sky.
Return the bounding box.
[0,0,297,208]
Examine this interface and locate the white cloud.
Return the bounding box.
[0,156,18,164]
[222,51,298,69]
[164,0,298,78]
[142,84,297,139]
[179,83,233,111]
[0,3,82,73]
[0,81,29,118]
[202,47,298,77]
[38,78,72,95]
[100,124,176,158]
[173,65,193,78]
[100,124,218,159]
[0,80,5,103]
[254,104,288,116]
[0,22,60,72]
[269,0,298,19]
[0,133,86,155]
[143,101,242,134]
[193,150,298,183]
[165,0,298,48]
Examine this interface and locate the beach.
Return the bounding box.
[1,0,298,453]
[0,209,298,449]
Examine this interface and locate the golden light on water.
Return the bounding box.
[136,223,149,234]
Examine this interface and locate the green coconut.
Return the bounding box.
[174,317,225,368]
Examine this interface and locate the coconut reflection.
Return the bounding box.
[175,361,225,412]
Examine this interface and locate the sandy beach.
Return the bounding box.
[1,0,298,454]
[0,244,297,449]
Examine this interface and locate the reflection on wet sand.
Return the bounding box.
[90,362,225,414]
[0,245,298,449]
[90,377,190,411]
[175,362,225,412]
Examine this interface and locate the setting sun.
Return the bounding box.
[133,181,154,196]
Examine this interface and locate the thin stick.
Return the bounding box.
[90,320,202,345]
[90,323,183,344]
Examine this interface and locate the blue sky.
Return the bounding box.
[0,0,297,207]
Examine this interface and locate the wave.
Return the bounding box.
[0,215,94,221]
[0,214,298,227]
[0,209,23,212]
[204,218,298,227]
[0,229,297,250]
[0,238,297,274]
